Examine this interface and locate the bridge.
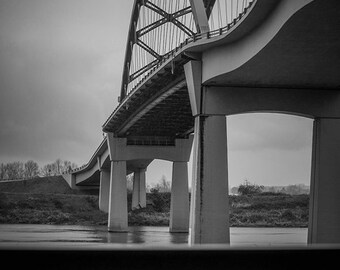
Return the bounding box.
[62,0,340,244]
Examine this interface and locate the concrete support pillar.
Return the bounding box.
[132,168,146,210]
[70,174,77,189]
[170,161,190,233]
[99,169,110,213]
[308,118,340,244]
[108,160,128,232]
[190,116,230,244]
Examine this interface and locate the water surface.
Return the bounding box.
[0,224,307,249]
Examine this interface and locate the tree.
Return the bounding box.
[0,163,7,180]
[40,159,78,176]
[63,160,73,173]
[24,160,39,179]
[40,164,54,177]
[238,179,264,196]
[6,161,24,180]
[150,176,171,193]
[55,158,63,175]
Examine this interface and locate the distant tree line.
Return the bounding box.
[0,159,78,181]
[230,179,310,196]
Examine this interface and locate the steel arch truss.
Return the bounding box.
[119,0,253,100]
[120,0,210,100]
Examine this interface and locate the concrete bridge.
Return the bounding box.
[63,0,340,244]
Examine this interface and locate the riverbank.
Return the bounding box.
[0,176,309,227]
[0,191,309,227]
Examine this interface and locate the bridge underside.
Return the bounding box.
[123,87,193,138]
[103,0,340,145]
[204,0,340,89]
[103,60,194,143]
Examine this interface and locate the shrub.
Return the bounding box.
[237,180,264,196]
[281,209,296,221]
[149,190,170,212]
[53,199,63,209]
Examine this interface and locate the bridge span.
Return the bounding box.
[63,0,340,244]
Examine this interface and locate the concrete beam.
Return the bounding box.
[107,133,193,162]
[184,60,202,117]
[202,0,314,83]
[202,86,340,118]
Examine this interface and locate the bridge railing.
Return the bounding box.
[120,0,255,101]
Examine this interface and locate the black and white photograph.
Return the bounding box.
[0,0,339,268]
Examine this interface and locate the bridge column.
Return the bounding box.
[107,134,128,232]
[185,60,229,244]
[70,174,77,189]
[170,161,190,233]
[308,118,340,244]
[132,168,146,210]
[99,169,110,213]
[108,160,128,232]
[190,116,230,244]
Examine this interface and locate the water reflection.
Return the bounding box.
[0,224,307,249]
[106,232,129,244]
[104,227,188,245]
[170,232,189,244]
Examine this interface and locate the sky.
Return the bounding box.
[0,0,314,188]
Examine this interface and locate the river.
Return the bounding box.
[0,224,307,249]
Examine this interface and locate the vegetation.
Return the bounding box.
[230,183,309,195]
[237,180,264,196]
[229,193,309,227]
[0,176,310,227]
[0,192,107,225]
[127,174,171,193]
[0,159,78,181]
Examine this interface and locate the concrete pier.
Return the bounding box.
[190,116,230,244]
[308,118,340,244]
[106,132,193,233]
[132,168,146,210]
[99,169,110,213]
[108,160,128,232]
[170,161,190,233]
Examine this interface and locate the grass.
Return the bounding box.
[229,193,309,227]
[0,192,107,225]
[0,177,309,227]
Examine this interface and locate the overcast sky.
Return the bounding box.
[0,0,313,187]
